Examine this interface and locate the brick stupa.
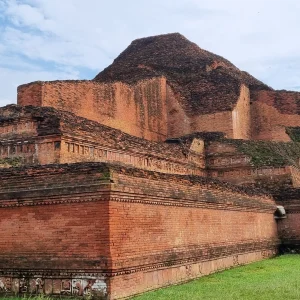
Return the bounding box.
[0,33,300,299]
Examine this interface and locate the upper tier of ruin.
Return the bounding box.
[17,33,300,142]
[1,33,300,300]
[94,33,271,116]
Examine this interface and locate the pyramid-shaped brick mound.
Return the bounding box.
[95,33,271,115]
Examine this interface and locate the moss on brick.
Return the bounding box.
[286,127,300,142]
[0,157,23,167]
[221,139,300,167]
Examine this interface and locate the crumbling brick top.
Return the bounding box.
[166,132,224,151]
[94,33,271,116]
[0,105,189,160]
[209,138,300,168]
[0,162,272,199]
[17,79,109,90]
[168,132,225,143]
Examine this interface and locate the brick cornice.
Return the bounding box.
[0,190,275,213]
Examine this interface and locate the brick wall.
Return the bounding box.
[0,163,279,299]
[191,110,233,138]
[0,164,112,297]
[18,78,168,142]
[60,138,204,176]
[189,84,251,140]
[252,90,300,114]
[208,166,292,186]
[0,137,61,167]
[0,201,110,270]
[17,78,300,143]
[17,82,43,107]
[108,169,278,298]
[278,212,300,250]
[251,91,300,141]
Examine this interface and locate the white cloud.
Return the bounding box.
[1,0,300,104]
[0,66,79,105]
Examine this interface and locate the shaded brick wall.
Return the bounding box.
[191,111,233,138]
[208,166,292,186]
[17,82,43,107]
[290,167,300,188]
[190,84,250,141]
[251,91,300,141]
[251,102,291,141]
[278,212,300,250]
[205,141,293,186]
[252,90,300,114]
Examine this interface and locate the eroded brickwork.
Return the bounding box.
[191,111,233,138]
[0,105,205,175]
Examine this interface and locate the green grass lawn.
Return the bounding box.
[132,255,300,300]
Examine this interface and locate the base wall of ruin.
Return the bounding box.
[0,163,279,299]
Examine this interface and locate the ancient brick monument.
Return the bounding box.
[0,33,300,299]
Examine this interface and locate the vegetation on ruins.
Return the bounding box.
[223,139,300,168]
[0,157,23,167]
[286,127,300,143]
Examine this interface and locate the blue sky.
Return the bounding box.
[1,0,300,105]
